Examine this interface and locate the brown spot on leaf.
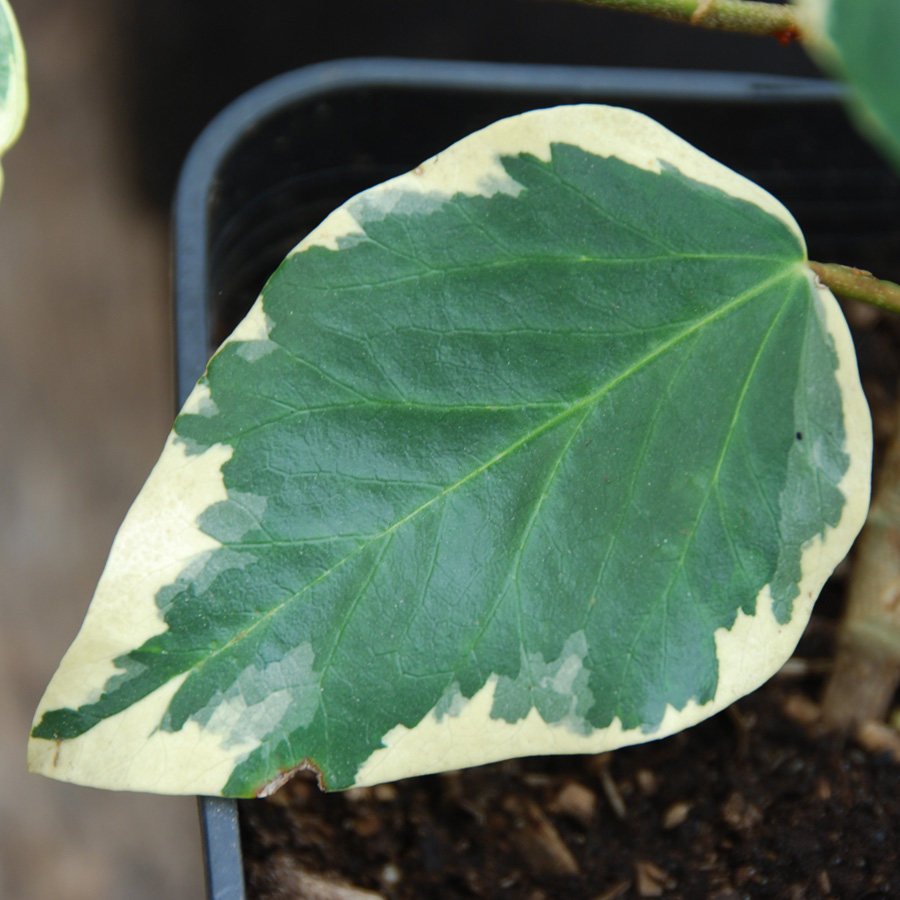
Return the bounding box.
[256,757,326,798]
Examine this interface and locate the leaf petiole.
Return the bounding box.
[808,261,900,316]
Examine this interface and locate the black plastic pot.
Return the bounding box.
[173,57,900,900]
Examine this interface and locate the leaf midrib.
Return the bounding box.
[302,250,794,293]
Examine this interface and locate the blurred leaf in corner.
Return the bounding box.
[797,0,900,172]
[0,0,27,200]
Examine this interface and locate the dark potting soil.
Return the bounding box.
[239,619,900,900]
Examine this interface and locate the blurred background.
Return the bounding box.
[0,1,816,897]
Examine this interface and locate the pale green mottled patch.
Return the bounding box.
[172,548,258,596]
[182,381,219,418]
[493,632,593,733]
[200,490,268,543]
[197,643,321,748]
[236,339,279,362]
[433,682,467,721]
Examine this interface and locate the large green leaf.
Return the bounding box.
[0,0,26,199]
[796,0,900,171]
[28,105,871,797]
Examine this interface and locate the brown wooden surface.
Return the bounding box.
[0,2,202,897]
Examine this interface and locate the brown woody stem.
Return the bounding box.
[822,426,900,729]
[808,261,900,315]
[558,0,800,37]
[816,258,900,727]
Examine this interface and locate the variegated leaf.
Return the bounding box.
[29,105,871,797]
